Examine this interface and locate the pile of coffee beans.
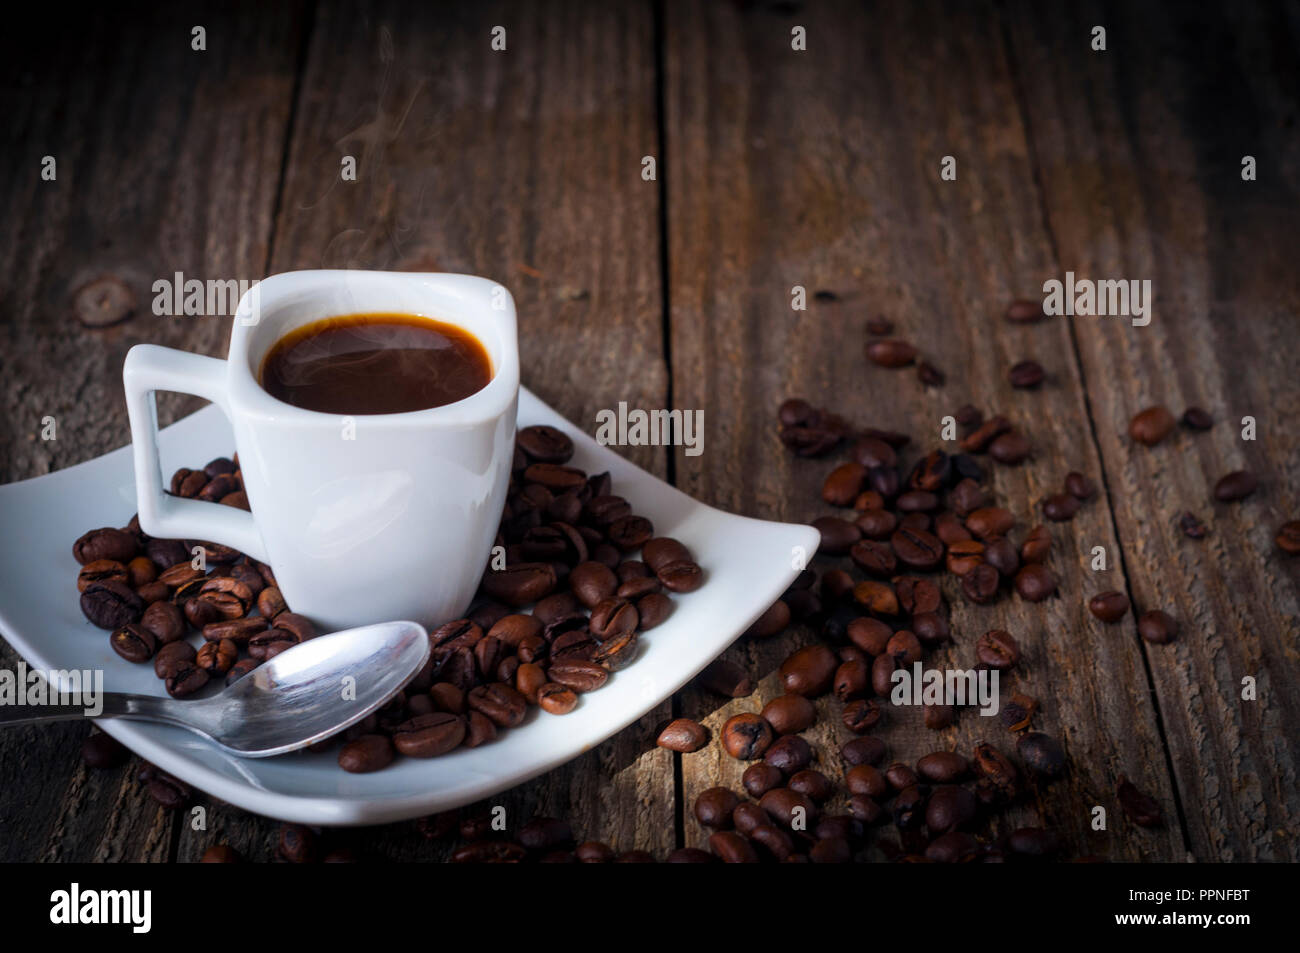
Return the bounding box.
[72,423,704,776]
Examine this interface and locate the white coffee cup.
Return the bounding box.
[123,270,519,632]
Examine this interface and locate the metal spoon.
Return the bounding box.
[0,621,429,757]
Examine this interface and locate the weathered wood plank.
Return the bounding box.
[0,3,307,861]
[1006,0,1300,860]
[174,0,671,862]
[665,0,1183,860]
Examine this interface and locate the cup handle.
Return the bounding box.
[123,344,269,562]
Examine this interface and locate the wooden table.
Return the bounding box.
[1,0,1296,862]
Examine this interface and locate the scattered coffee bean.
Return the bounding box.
[1276,521,1300,555]
[1214,469,1257,502]
[865,339,917,368]
[1178,511,1208,539]
[1116,774,1163,827]
[1136,610,1178,644]
[721,713,775,760]
[657,718,709,752]
[1006,299,1045,323]
[1008,360,1044,388]
[1088,590,1130,623]
[1180,407,1213,431]
[1129,406,1176,446]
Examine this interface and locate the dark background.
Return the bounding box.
[1,0,1297,861]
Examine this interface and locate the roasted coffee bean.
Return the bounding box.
[961,414,1013,454]
[165,664,210,698]
[110,623,156,663]
[1017,732,1066,778]
[523,463,586,491]
[429,681,468,714]
[895,576,941,615]
[848,794,883,825]
[1043,492,1079,522]
[588,598,638,642]
[961,564,1000,605]
[81,730,128,769]
[1088,591,1130,623]
[925,784,977,834]
[451,840,527,863]
[884,762,918,791]
[392,712,466,758]
[982,536,1019,577]
[658,559,703,593]
[607,515,654,552]
[850,539,896,577]
[917,751,968,783]
[81,580,144,629]
[966,507,1013,539]
[843,764,887,800]
[1006,299,1045,323]
[765,735,813,773]
[517,425,575,464]
[948,479,987,517]
[955,404,983,429]
[750,824,796,861]
[73,527,139,566]
[248,629,297,662]
[575,841,616,863]
[946,539,986,576]
[197,576,253,619]
[868,465,900,500]
[77,559,128,594]
[870,653,898,696]
[842,698,882,734]
[760,787,820,830]
[890,527,944,570]
[696,658,753,697]
[810,516,860,556]
[911,612,950,646]
[933,512,971,546]
[481,562,558,607]
[143,768,192,810]
[547,659,608,693]
[338,734,394,773]
[196,638,237,676]
[137,600,183,645]
[846,616,891,655]
[182,594,221,629]
[135,581,170,604]
[202,616,267,645]
[636,592,673,629]
[695,787,740,828]
[1008,360,1045,388]
[853,579,899,616]
[1137,610,1178,644]
[762,694,816,735]
[926,831,980,863]
[863,315,895,335]
[1000,693,1039,732]
[197,473,240,502]
[539,683,579,714]
[976,629,1021,669]
[1065,470,1096,500]
[841,736,885,766]
[885,630,922,666]
[865,338,917,367]
[972,743,1018,801]
[833,658,870,700]
[188,540,240,564]
[917,361,945,387]
[823,462,869,506]
[1275,520,1300,554]
[657,718,709,752]
[154,641,196,679]
[924,702,955,729]
[467,682,527,728]
[780,424,843,457]
[780,643,838,696]
[1006,827,1059,858]
[568,561,617,609]
[1116,774,1163,827]
[908,450,950,493]
[789,769,834,803]
[852,434,894,468]
[1129,406,1176,445]
[853,509,897,541]
[744,599,791,638]
[989,430,1030,464]
[892,784,929,829]
[742,763,785,798]
[1181,407,1213,431]
[1014,564,1057,602]
[1214,469,1257,502]
[709,831,759,863]
[1020,524,1052,563]
[1178,511,1208,539]
[722,713,775,760]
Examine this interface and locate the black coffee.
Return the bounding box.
[260,313,492,414]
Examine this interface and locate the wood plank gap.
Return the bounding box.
[995,2,1193,856]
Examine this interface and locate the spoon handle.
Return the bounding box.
[0,692,194,728]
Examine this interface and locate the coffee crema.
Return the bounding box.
[259,313,492,414]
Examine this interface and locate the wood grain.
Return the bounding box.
[1005,0,1300,860]
[664,0,1183,860]
[0,2,306,862]
[175,0,672,862]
